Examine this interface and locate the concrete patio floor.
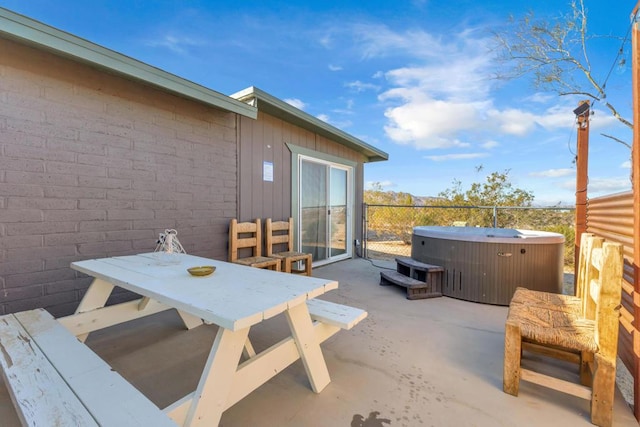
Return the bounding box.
[0,257,637,426]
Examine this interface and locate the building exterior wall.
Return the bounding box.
[0,38,238,316]
[237,112,366,245]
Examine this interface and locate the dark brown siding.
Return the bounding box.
[0,38,238,316]
[237,112,367,244]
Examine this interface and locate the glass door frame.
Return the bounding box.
[287,144,355,267]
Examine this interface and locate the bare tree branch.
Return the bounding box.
[493,0,632,145]
[600,133,632,149]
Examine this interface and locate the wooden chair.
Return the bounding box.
[503,235,624,427]
[228,218,281,271]
[265,218,312,276]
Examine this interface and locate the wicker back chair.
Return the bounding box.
[503,234,624,427]
[264,218,312,276]
[228,219,281,271]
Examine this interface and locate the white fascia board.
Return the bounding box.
[0,8,257,119]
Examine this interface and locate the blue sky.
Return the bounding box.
[1,0,636,205]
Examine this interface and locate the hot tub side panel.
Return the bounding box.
[411,235,563,305]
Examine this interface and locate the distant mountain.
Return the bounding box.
[364,189,443,206]
[413,195,444,206]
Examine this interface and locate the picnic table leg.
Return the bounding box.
[74,278,115,342]
[175,310,204,330]
[285,302,331,393]
[185,326,250,427]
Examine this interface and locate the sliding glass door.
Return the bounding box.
[300,157,352,264]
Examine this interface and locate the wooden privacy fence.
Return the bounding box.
[585,191,637,398]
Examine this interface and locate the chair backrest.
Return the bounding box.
[265,218,294,256]
[576,234,601,317]
[228,218,262,262]
[591,240,624,361]
[574,232,594,301]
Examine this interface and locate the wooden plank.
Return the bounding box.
[14,309,176,426]
[380,270,425,288]
[395,257,444,272]
[0,311,98,427]
[520,368,592,400]
[522,342,581,364]
[307,299,367,330]
[58,298,172,336]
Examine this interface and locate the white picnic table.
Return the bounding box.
[59,252,341,427]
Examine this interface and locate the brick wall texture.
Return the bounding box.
[0,39,239,316]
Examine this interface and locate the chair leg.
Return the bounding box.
[503,321,522,396]
[590,354,615,427]
[580,350,593,387]
[304,255,312,276]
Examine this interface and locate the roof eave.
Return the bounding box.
[0,8,257,119]
[231,87,389,163]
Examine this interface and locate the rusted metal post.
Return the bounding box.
[574,100,590,284]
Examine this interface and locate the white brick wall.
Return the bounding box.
[0,38,238,316]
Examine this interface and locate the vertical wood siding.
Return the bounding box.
[237,113,366,243]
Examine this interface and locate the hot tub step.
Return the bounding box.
[395,257,444,273]
[380,270,443,300]
[393,257,444,295]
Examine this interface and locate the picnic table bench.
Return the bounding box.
[380,257,443,300]
[0,308,175,426]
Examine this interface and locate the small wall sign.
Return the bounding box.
[263,161,273,182]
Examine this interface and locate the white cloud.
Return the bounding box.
[621,160,631,168]
[345,80,380,92]
[530,168,574,178]
[284,98,307,110]
[317,113,330,122]
[587,177,631,194]
[425,153,488,161]
[381,92,487,149]
[525,93,556,103]
[482,140,499,149]
[145,33,206,54]
[486,108,538,136]
[350,24,450,60]
[589,110,622,130]
[328,64,343,71]
[370,30,512,149]
[557,176,631,194]
[346,25,592,151]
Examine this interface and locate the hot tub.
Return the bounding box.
[411,226,564,305]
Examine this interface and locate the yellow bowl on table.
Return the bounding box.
[187,266,215,277]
